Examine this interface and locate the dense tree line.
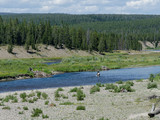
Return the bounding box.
[0,15,142,52]
[1,13,160,25]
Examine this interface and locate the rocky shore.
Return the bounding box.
[0,79,159,120]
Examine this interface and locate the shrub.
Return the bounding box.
[42,92,48,99]
[19,111,24,114]
[20,93,27,100]
[31,108,43,117]
[125,81,134,86]
[105,84,117,90]
[57,88,64,91]
[36,91,42,99]
[3,95,17,103]
[7,44,13,53]
[22,98,28,102]
[61,94,68,99]
[42,114,49,119]
[99,117,109,120]
[116,80,123,84]
[2,106,11,110]
[23,106,28,110]
[54,91,60,98]
[149,74,155,82]
[77,89,85,101]
[90,85,100,94]
[45,101,49,105]
[70,87,78,92]
[59,102,74,105]
[0,102,5,106]
[28,92,35,98]
[136,79,143,82]
[76,106,86,110]
[113,87,121,93]
[29,99,34,103]
[147,83,157,89]
[119,84,135,92]
[96,83,104,87]
[12,98,18,103]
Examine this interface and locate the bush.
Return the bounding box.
[19,111,24,114]
[57,88,64,91]
[77,89,85,101]
[59,102,74,105]
[0,103,5,106]
[90,85,100,94]
[96,83,104,87]
[147,83,157,89]
[7,44,13,53]
[36,91,42,99]
[116,80,123,84]
[61,94,68,99]
[23,106,28,110]
[42,114,49,119]
[105,84,117,90]
[70,87,78,92]
[3,95,17,103]
[119,84,135,92]
[125,81,134,86]
[99,117,109,120]
[45,101,49,105]
[54,91,60,98]
[42,92,48,99]
[12,98,18,103]
[76,106,86,110]
[2,106,10,110]
[149,74,155,82]
[20,93,27,100]
[31,108,43,117]
[28,92,35,98]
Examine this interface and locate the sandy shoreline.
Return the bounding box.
[0,80,160,120]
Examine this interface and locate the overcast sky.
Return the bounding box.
[0,0,160,14]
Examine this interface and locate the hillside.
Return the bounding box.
[0,45,95,59]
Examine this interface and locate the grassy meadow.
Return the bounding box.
[1,52,160,79]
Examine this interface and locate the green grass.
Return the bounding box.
[31,108,43,117]
[90,85,100,94]
[59,102,74,105]
[2,106,11,110]
[76,106,86,110]
[147,82,157,89]
[1,52,160,78]
[23,106,29,110]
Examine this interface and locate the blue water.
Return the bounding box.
[44,60,61,65]
[0,66,160,93]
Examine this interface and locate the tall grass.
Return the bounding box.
[1,52,160,78]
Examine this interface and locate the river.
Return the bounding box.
[0,66,160,92]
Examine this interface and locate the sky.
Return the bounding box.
[0,0,160,14]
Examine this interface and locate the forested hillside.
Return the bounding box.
[1,14,160,52]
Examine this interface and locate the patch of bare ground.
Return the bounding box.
[0,45,97,59]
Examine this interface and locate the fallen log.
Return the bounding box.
[148,102,160,118]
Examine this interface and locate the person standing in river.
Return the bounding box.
[97,71,100,77]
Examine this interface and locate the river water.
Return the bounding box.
[0,66,160,93]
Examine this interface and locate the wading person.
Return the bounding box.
[97,71,100,77]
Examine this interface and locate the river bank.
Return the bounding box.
[0,79,159,120]
[1,51,160,82]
